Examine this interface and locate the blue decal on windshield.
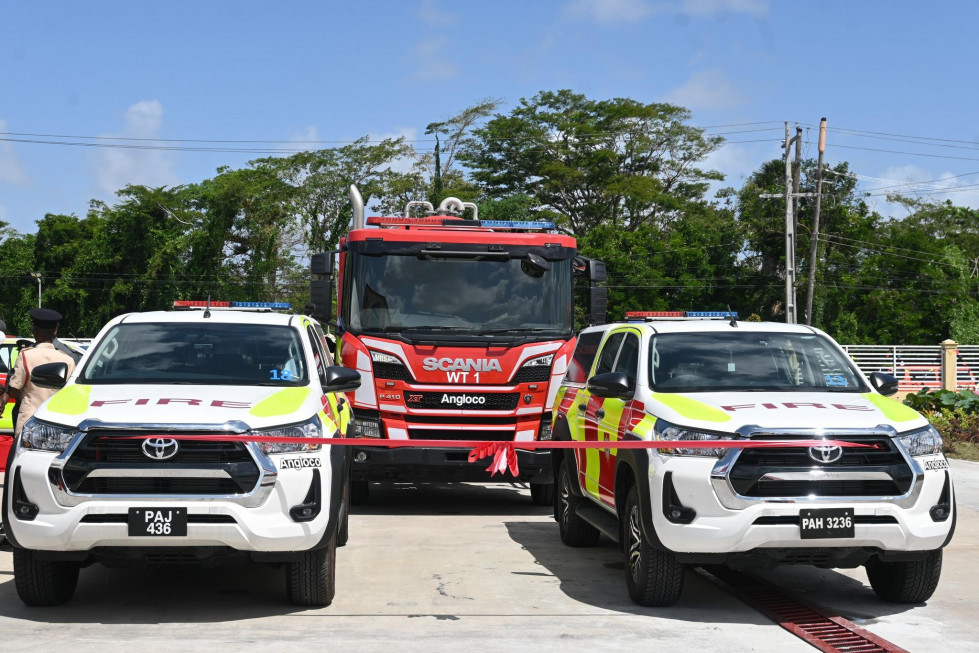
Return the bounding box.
[825,374,847,387]
[270,369,294,381]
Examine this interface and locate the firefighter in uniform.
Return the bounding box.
[0,308,76,435]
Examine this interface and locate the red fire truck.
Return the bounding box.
[310,187,605,504]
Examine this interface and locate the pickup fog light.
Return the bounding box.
[19,418,76,452]
[654,419,733,457]
[349,417,382,439]
[255,415,324,454]
[896,425,943,457]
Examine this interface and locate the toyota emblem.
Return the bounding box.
[808,444,843,464]
[142,437,180,460]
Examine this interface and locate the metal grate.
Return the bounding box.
[842,344,979,392]
[404,392,520,410]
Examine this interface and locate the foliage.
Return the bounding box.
[903,388,979,414]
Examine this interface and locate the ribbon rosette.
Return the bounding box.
[467,441,519,477]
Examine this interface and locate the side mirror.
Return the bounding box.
[869,371,899,397]
[31,362,70,390]
[587,371,632,399]
[323,366,361,393]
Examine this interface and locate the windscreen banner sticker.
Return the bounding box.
[278,457,322,469]
[824,374,848,387]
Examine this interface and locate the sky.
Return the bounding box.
[2,0,978,235]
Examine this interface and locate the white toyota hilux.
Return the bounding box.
[2,304,360,606]
[552,312,955,606]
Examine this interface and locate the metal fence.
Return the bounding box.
[841,345,979,392]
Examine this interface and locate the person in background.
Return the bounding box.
[0,308,76,435]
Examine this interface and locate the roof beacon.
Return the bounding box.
[172,300,292,312]
[625,310,739,322]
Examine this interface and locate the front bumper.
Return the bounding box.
[647,454,954,557]
[351,445,551,483]
[5,447,336,554]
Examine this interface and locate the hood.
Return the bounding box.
[36,383,316,430]
[644,390,927,433]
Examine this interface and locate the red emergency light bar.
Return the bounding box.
[367,216,469,227]
[626,311,685,318]
[174,300,231,308]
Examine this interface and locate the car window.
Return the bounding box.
[566,331,603,384]
[80,323,308,386]
[595,332,625,376]
[612,332,640,390]
[650,331,868,393]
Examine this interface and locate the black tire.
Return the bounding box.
[556,462,600,547]
[286,535,337,607]
[865,549,943,603]
[350,478,370,505]
[530,481,554,506]
[624,485,683,607]
[337,477,350,547]
[13,547,80,606]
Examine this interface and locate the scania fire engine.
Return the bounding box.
[308,187,605,504]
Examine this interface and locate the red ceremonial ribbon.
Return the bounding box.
[119,434,875,480]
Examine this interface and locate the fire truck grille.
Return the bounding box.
[510,366,551,384]
[404,392,520,411]
[407,429,517,441]
[373,362,414,382]
[62,432,260,495]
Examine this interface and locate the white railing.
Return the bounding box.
[841,345,979,392]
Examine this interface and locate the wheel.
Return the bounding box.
[624,485,683,606]
[286,535,337,607]
[13,547,80,606]
[556,462,600,547]
[865,549,943,603]
[337,477,350,547]
[350,478,370,505]
[530,481,554,506]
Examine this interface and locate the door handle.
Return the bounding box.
[577,403,587,412]
[595,408,605,419]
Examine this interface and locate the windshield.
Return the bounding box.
[343,253,573,334]
[80,323,308,386]
[649,331,869,393]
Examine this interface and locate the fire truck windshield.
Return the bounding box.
[343,252,573,336]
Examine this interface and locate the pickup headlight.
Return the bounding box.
[654,419,734,457]
[254,415,326,454]
[20,418,77,452]
[896,425,943,457]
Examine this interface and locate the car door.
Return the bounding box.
[596,329,640,507]
[581,331,625,502]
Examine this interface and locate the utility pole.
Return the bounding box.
[759,123,815,324]
[805,118,828,326]
[793,126,802,239]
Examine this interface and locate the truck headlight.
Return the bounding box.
[896,425,943,457]
[654,419,733,457]
[20,418,77,452]
[254,415,325,454]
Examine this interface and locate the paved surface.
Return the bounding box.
[1,462,977,652]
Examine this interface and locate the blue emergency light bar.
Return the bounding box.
[232,301,292,309]
[479,220,555,230]
[173,300,292,311]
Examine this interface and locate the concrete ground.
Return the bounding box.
[0,463,976,652]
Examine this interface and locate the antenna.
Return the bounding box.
[203,296,212,319]
[727,305,738,328]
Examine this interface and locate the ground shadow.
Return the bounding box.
[351,481,552,517]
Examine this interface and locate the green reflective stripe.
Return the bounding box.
[319,409,338,434]
[647,393,732,423]
[632,414,657,439]
[584,448,600,499]
[249,387,311,418]
[46,384,92,415]
[862,393,921,422]
[600,400,625,457]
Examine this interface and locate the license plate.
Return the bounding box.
[800,508,854,539]
[128,508,188,536]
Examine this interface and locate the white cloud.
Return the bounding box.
[410,38,459,81]
[0,119,32,187]
[370,127,420,174]
[566,0,658,24]
[417,0,459,26]
[664,69,744,111]
[679,0,769,17]
[92,100,179,196]
[289,125,321,149]
[873,165,979,216]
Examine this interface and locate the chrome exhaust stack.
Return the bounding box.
[349,184,365,230]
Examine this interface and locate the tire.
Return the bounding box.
[337,477,350,547]
[286,535,337,607]
[556,462,600,547]
[350,478,370,505]
[865,549,943,603]
[13,548,80,606]
[530,481,554,506]
[624,485,683,607]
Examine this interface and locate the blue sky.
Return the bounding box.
[2,0,977,234]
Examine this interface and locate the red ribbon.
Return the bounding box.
[118,434,874,479]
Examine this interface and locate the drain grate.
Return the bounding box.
[699,566,909,653]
